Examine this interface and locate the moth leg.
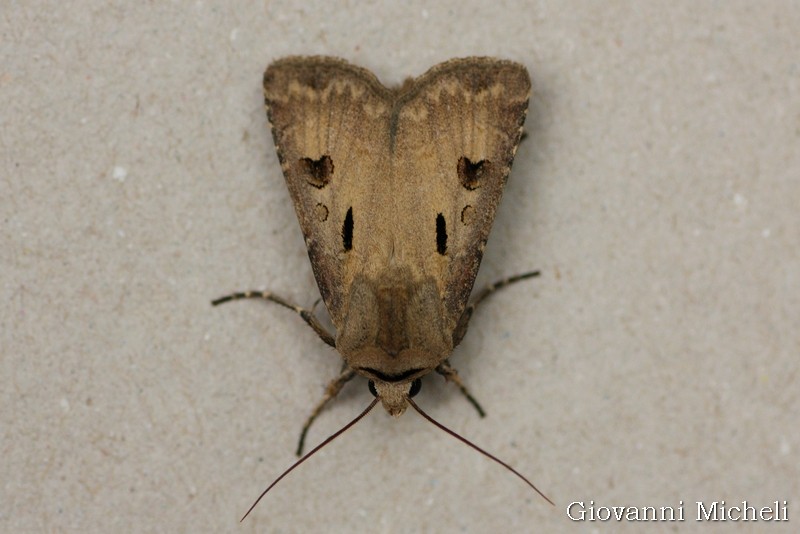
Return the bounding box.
[211,290,336,348]
[436,360,486,417]
[452,271,540,347]
[296,368,357,456]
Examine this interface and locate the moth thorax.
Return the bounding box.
[372,381,412,417]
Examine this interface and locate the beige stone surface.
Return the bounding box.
[2,1,798,532]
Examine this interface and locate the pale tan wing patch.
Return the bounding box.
[264,57,393,324]
[390,59,531,326]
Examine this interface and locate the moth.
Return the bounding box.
[213,56,551,519]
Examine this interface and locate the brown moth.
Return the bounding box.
[213,56,550,519]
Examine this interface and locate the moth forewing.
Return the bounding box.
[263,57,531,416]
[264,58,390,324]
[391,60,531,323]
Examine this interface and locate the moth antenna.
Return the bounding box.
[406,398,554,506]
[241,398,379,521]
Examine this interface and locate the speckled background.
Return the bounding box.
[3,1,798,532]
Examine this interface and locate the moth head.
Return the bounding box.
[368,378,422,416]
[239,373,553,523]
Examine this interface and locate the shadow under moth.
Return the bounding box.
[213,56,551,519]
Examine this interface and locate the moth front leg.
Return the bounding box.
[435,360,486,417]
[212,290,355,455]
[296,367,357,456]
[211,290,336,347]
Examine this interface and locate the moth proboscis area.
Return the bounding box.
[212,56,552,520]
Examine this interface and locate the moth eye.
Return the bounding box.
[298,155,334,188]
[409,379,422,398]
[342,207,353,251]
[457,156,488,190]
[435,213,447,255]
[368,380,377,397]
